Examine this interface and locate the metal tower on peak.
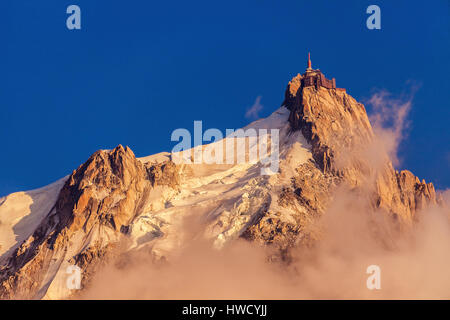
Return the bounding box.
[307,52,312,70]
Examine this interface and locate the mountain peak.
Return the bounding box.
[0,67,443,299]
[281,65,438,223]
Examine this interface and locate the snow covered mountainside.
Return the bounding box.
[0,70,444,299]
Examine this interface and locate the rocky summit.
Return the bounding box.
[0,57,444,299]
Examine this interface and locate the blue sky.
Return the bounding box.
[1,0,449,196]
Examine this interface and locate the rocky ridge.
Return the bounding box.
[0,72,442,299]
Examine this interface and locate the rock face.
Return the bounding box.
[0,145,180,299]
[0,71,442,299]
[283,75,437,221]
[241,73,439,253]
[285,75,373,175]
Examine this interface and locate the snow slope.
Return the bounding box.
[0,106,312,298]
[0,177,67,263]
[130,107,312,255]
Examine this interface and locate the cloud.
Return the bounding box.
[440,189,450,206]
[245,96,263,119]
[364,84,419,167]
[366,91,411,167]
[77,84,450,300]
[333,87,417,185]
[79,191,450,299]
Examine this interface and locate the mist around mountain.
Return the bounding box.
[0,64,449,300]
